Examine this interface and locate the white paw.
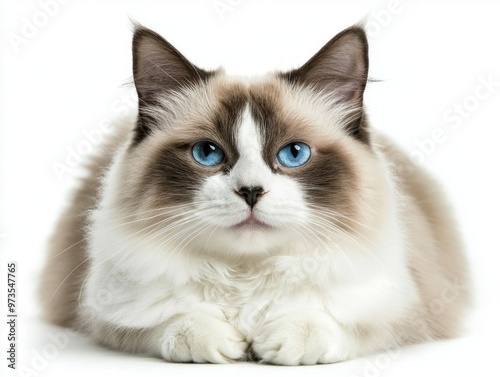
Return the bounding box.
[161,312,247,363]
[251,311,354,365]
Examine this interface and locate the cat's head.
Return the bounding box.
[112,25,390,258]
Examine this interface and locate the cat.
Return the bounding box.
[39,23,471,365]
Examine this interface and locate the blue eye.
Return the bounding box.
[277,142,311,168]
[192,141,225,166]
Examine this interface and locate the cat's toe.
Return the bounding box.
[161,312,247,363]
[251,311,354,365]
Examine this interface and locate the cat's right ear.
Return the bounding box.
[280,26,370,142]
[132,25,212,143]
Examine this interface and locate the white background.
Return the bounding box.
[1,0,500,376]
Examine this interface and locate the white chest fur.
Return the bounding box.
[83,233,419,339]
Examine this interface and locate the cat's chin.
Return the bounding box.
[223,227,291,256]
[195,219,287,256]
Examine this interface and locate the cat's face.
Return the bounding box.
[115,25,388,257]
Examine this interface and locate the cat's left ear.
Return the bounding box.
[131,24,212,144]
[132,25,211,103]
[281,26,369,141]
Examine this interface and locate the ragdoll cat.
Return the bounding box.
[40,24,470,365]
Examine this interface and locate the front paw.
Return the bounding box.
[251,311,354,365]
[161,312,247,363]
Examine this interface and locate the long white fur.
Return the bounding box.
[83,98,420,364]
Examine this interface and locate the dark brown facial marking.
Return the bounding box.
[248,81,359,227]
[135,83,250,208]
[249,83,304,169]
[293,145,356,211]
[209,84,248,169]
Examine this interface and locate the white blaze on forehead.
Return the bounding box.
[237,105,262,158]
[232,105,272,189]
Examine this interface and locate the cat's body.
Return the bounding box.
[40,25,470,365]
